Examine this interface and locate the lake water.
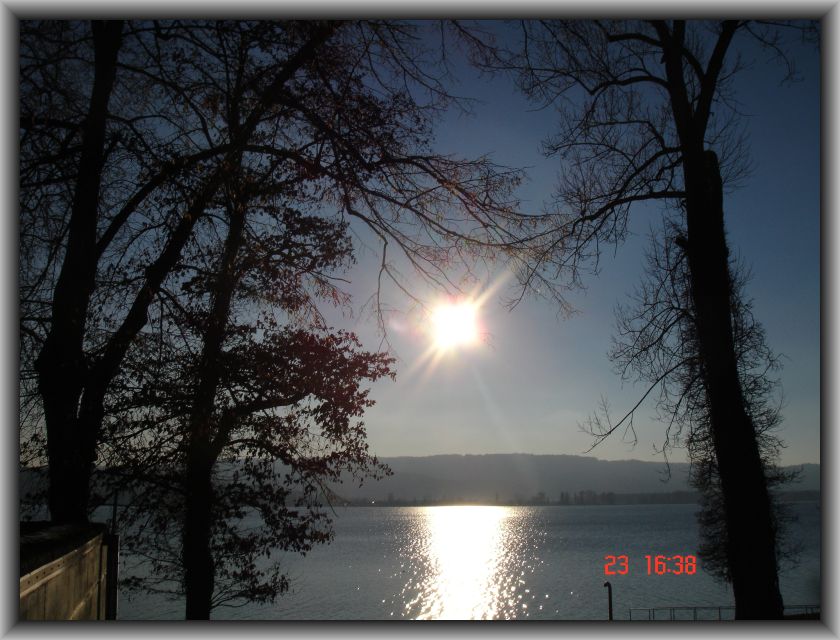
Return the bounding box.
[116,502,821,621]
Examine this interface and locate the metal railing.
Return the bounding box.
[628,604,820,621]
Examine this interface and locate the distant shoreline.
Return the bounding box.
[331,489,820,509]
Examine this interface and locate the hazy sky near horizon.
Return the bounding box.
[324,23,821,466]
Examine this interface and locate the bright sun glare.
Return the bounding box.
[405,276,509,378]
[432,301,479,352]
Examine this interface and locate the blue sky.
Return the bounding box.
[325,23,821,466]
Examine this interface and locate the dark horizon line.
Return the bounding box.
[17,452,822,470]
[371,451,821,466]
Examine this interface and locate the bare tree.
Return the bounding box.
[589,219,800,584]
[98,23,395,616]
[461,19,817,618]
[20,20,545,528]
[95,20,552,619]
[21,20,341,523]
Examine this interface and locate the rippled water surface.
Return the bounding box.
[118,503,820,620]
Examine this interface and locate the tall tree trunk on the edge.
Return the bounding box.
[683,149,783,619]
[34,20,123,523]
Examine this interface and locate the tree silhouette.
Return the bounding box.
[594,220,800,584]
[20,20,544,530]
[101,32,399,613]
[21,20,340,523]
[461,19,816,618]
[108,314,392,618]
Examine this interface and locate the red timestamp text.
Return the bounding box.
[604,554,697,576]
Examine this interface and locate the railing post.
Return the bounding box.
[603,582,613,621]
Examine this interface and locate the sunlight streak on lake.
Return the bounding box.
[409,506,515,620]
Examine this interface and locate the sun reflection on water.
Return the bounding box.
[400,506,515,620]
[421,506,506,619]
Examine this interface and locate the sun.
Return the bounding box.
[404,283,504,379]
[431,301,479,352]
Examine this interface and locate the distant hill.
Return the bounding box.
[327,454,820,504]
[20,454,819,509]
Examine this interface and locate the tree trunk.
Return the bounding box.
[183,450,215,620]
[180,165,248,618]
[35,20,123,523]
[682,149,783,619]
